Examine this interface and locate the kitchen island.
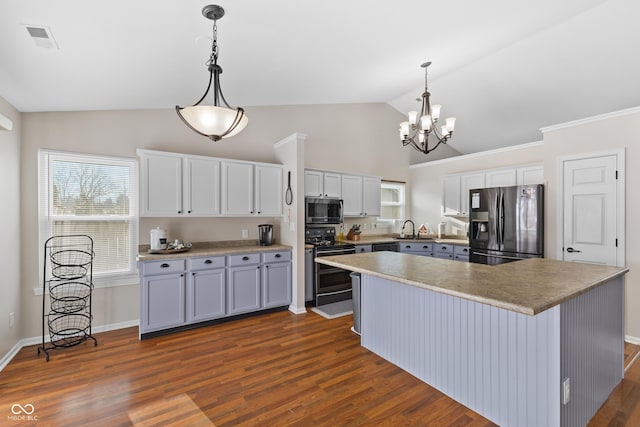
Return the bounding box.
[316,252,628,427]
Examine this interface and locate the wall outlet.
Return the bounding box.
[9,312,15,328]
[242,229,248,239]
[562,377,570,405]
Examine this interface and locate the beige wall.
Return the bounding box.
[18,103,410,339]
[0,98,21,358]
[410,109,640,341]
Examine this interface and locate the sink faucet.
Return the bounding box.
[401,220,415,238]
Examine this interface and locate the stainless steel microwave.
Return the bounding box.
[305,197,343,224]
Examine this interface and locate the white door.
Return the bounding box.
[562,154,619,265]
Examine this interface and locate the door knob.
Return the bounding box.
[566,247,582,253]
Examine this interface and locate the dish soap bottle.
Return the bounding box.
[338,224,345,241]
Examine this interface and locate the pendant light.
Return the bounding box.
[176,5,248,141]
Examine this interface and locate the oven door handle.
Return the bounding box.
[316,249,355,256]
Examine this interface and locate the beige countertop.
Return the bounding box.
[137,241,293,262]
[315,252,628,316]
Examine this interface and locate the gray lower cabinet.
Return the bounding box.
[454,245,470,262]
[227,253,262,315]
[355,244,372,253]
[140,250,291,337]
[400,242,433,257]
[305,248,313,302]
[434,244,454,260]
[140,259,186,333]
[262,251,292,308]
[187,256,226,323]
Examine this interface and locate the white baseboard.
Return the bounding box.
[289,305,308,315]
[625,335,640,345]
[0,319,139,372]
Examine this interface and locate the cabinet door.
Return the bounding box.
[188,269,226,323]
[305,249,313,302]
[221,162,254,215]
[323,173,342,198]
[141,273,185,332]
[517,165,544,185]
[262,262,292,308]
[304,170,323,197]
[184,156,220,216]
[441,175,461,216]
[140,151,183,216]
[227,264,261,314]
[362,176,381,217]
[459,172,485,216]
[485,168,517,187]
[342,175,363,216]
[255,164,283,216]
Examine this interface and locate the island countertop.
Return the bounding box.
[315,252,628,316]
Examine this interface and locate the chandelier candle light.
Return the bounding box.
[176,5,248,141]
[399,62,456,155]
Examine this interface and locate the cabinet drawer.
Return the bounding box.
[400,242,432,252]
[453,246,470,256]
[188,256,226,270]
[228,253,260,266]
[141,259,186,275]
[262,251,291,263]
[356,244,372,253]
[435,244,454,254]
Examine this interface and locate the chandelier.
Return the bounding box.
[176,5,248,141]
[399,62,456,155]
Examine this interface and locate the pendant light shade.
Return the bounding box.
[176,5,248,142]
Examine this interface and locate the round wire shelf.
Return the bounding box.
[49,280,93,314]
[49,248,94,279]
[47,313,93,348]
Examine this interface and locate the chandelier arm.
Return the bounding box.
[191,68,215,107]
[213,108,246,141]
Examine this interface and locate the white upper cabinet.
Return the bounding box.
[485,168,517,187]
[221,161,283,216]
[304,170,341,198]
[222,161,254,215]
[323,172,342,198]
[139,149,282,218]
[139,151,183,216]
[254,164,283,216]
[184,156,220,216]
[363,176,381,217]
[517,165,544,185]
[441,175,461,216]
[341,175,363,216]
[459,172,485,216]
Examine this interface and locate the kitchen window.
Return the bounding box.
[38,150,138,289]
[379,181,405,222]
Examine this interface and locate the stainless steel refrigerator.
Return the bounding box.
[469,184,544,264]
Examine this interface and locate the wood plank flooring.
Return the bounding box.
[1,310,639,426]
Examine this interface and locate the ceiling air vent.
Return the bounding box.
[24,25,58,49]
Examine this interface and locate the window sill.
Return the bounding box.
[33,273,139,296]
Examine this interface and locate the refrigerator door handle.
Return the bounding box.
[495,193,501,247]
[500,192,505,248]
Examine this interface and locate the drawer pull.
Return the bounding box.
[242,256,250,261]
[160,263,170,268]
[204,259,213,264]
[275,253,281,258]
[422,245,429,249]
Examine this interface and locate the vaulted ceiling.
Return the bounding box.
[2,0,639,157]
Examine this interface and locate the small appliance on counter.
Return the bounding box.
[150,227,167,250]
[258,224,274,246]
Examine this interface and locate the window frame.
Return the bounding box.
[37,149,139,293]
[378,181,406,224]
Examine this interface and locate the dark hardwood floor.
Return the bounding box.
[1,310,639,426]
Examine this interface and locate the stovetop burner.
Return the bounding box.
[305,226,354,249]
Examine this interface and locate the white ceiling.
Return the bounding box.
[2,0,639,155]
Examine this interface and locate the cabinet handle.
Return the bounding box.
[192,272,196,276]
[180,274,184,277]
[178,210,182,214]
[242,256,250,261]
[423,246,429,249]
[405,245,410,248]
[257,266,261,269]
[265,265,269,269]
[188,210,191,214]
[275,254,281,258]
[204,259,213,264]
[250,211,254,214]
[160,263,170,268]
[258,211,261,214]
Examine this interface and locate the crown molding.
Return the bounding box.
[540,106,640,134]
[410,141,544,169]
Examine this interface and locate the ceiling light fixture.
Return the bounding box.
[399,62,456,155]
[176,5,248,141]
